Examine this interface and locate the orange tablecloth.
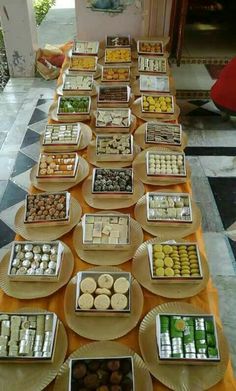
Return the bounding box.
[1,42,235,390]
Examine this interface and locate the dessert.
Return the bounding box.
[92,168,133,194]
[146,151,186,177]
[8,241,64,281]
[138,56,167,73]
[145,122,182,146]
[106,36,131,47]
[76,272,131,313]
[102,66,130,82]
[140,75,170,92]
[43,123,81,146]
[148,242,202,280]
[63,74,93,91]
[58,96,91,115]
[105,48,131,63]
[73,40,99,55]
[137,40,163,54]
[0,312,57,361]
[96,108,131,129]
[157,314,220,362]
[36,152,79,182]
[141,94,174,114]
[24,191,70,225]
[70,55,97,72]
[69,357,134,390]
[96,134,133,162]
[82,213,130,249]
[98,86,130,104]
[147,192,192,223]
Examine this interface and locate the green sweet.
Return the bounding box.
[206,333,216,347]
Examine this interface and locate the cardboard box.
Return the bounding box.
[7,240,64,282]
[156,313,221,365]
[95,134,134,162]
[82,213,131,250]
[75,271,131,316]
[146,192,193,224]
[147,241,203,283]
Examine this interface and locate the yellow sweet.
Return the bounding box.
[182,273,190,277]
[156,267,165,276]
[174,319,186,331]
[154,251,165,259]
[106,48,131,63]
[163,245,173,254]
[164,257,173,267]
[164,267,174,276]
[191,268,200,274]
[142,95,174,113]
[154,259,164,268]
[153,244,163,252]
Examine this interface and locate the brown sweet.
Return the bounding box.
[107,359,120,371]
[110,371,123,385]
[72,362,87,379]
[121,377,133,391]
[88,360,100,372]
[84,373,100,389]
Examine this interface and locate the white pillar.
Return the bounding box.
[0,0,38,77]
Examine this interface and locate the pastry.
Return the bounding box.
[111,293,127,310]
[113,277,130,294]
[95,288,112,296]
[80,277,97,294]
[98,274,114,289]
[94,294,110,310]
[78,293,94,310]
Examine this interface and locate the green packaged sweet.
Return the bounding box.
[207,333,216,347]
[160,316,170,325]
[205,319,214,334]
[195,329,205,340]
[183,325,194,344]
[195,340,207,350]
[208,347,219,358]
[183,317,194,327]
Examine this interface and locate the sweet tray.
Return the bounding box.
[82,213,130,250]
[105,47,131,63]
[69,355,135,391]
[62,74,94,92]
[92,168,133,197]
[57,96,91,116]
[97,85,131,106]
[24,191,71,227]
[0,312,58,362]
[101,65,131,82]
[146,192,192,224]
[148,241,203,283]
[96,134,134,162]
[72,40,99,55]
[140,75,170,93]
[42,123,81,147]
[137,40,164,55]
[95,108,131,131]
[146,151,186,177]
[7,240,64,282]
[145,122,182,146]
[106,35,131,47]
[36,152,79,182]
[69,55,98,72]
[156,313,220,364]
[138,56,167,74]
[141,94,174,114]
[75,271,131,316]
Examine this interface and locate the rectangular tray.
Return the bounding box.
[69,55,98,72]
[95,134,134,162]
[95,108,131,132]
[57,95,91,117]
[105,48,132,64]
[145,122,182,146]
[101,65,131,83]
[62,74,94,92]
[72,40,99,55]
[148,241,203,283]
[75,271,131,315]
[141,94,174,115]
[24,191,71,227]
[36,152,79,182]
[0,312,58,363]
[97,85,131,106]
[140,75,170,93]
[92,168,134,198]
[137,40,164,55]
[106,35,131,47]
[43,123,81,147]
[146,191,193,224]
[146,151,187,178]
[156,313,221,365]
[82,213,131,250]
[138,56,167,74]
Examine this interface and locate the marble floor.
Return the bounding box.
[0,76,236,374]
